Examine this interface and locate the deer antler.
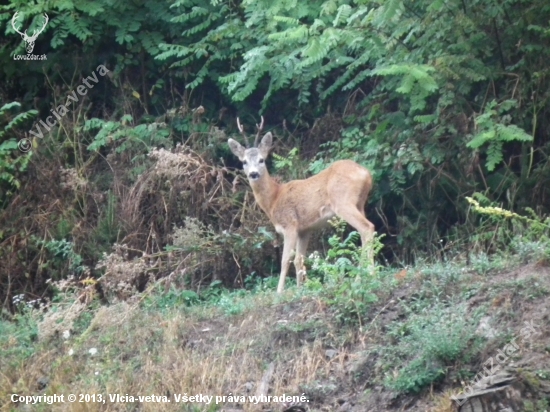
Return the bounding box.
[11,12,25,36]
[12,12,48,40]
[30,13,48,41]
[254,115,265,147]
[236,117,250,147]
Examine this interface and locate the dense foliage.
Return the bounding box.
[0,0,549,305]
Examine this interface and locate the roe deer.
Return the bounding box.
[228,118,375,293]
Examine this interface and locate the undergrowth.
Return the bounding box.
[2,200,550,410]
[381,300,485,394]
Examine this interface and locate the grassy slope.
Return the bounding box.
[1,253,550,412]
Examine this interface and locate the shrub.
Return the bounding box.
[306,218,387,324]
[381,301,484,394]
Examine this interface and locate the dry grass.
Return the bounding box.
[3,262,550,411]
[428,390,457,412]
[0,292,354,412]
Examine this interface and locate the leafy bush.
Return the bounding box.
[0,102,35,205]
[382,301,484,394]
[34,237,88,279]
[0,311,38,368]
[142,285,200,313]
[467,100,533,172]
[467,195,550,262]
[306,218,387,324]
[216,293,247,316]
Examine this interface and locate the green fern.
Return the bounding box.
[467,100,533,171]
[0,102,35,201]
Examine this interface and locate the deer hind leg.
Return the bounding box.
[335,207,375,264]
[294,232,311,288]
[277,230,298,293]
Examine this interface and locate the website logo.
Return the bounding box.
[12,12,48,61]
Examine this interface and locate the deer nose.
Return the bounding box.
[249,172,260,180]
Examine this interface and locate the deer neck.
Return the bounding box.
[249,172,280,219]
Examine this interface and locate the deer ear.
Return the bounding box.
[258,132,273,156]
[228,138,245,160]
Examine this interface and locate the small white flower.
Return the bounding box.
[68,349,74,356]
[88,348,98,356]
[62,330,71,340]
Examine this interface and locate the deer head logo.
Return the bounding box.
[12,12,49,54]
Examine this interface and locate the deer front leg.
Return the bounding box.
[277,231,297,293]
[294,232,311,288]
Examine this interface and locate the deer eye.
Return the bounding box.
[259,158,265,164]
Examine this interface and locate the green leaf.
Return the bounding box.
[467,130,496,149]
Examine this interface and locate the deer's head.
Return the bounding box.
[228,133,273,181]
[228,117,273,182]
